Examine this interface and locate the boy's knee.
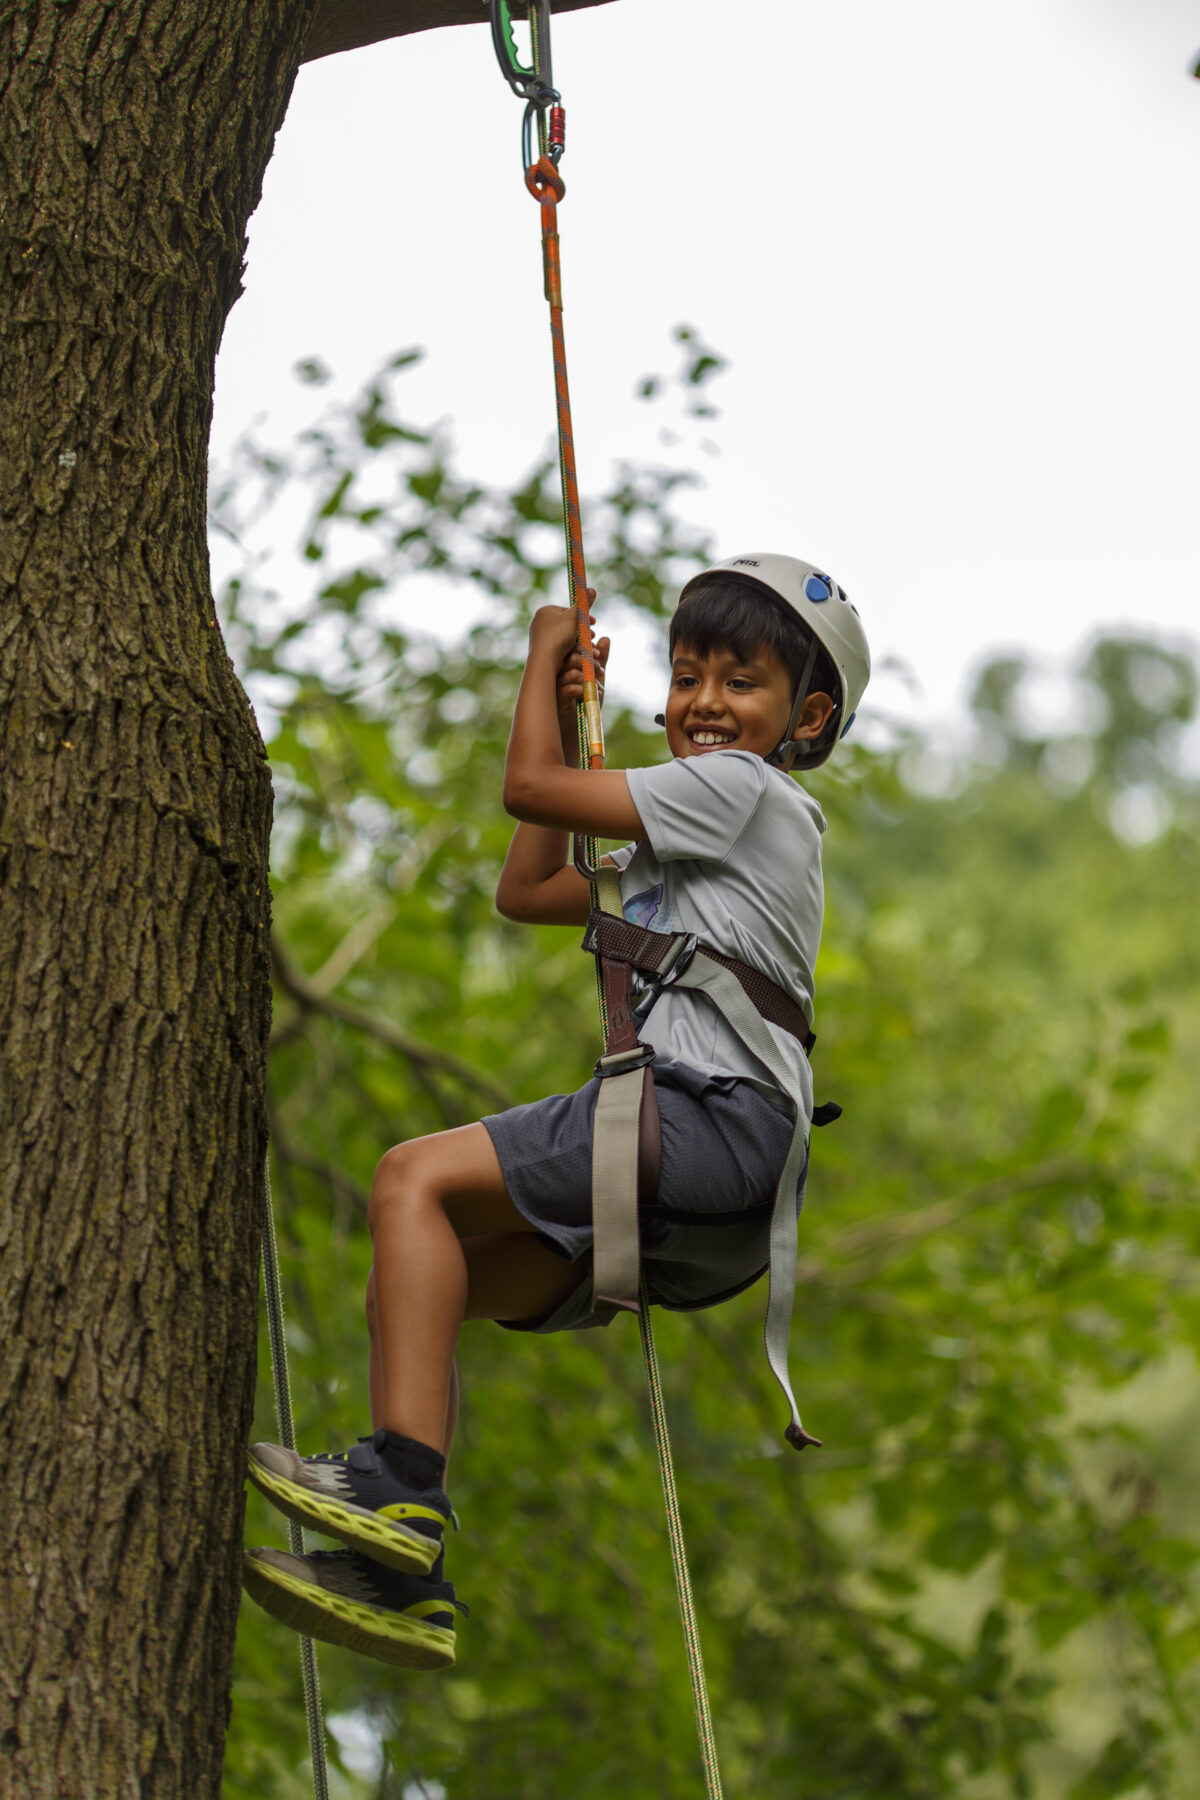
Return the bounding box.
[369,1144,409,1235]
[368,1139,440,1236]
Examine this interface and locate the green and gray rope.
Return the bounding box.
[578,792,725,1800]
[261,1165,331,1800]
[638,1286,725,1800]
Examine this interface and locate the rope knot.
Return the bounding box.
[525,153,565,204]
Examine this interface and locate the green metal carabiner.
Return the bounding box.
[490,0,554,102]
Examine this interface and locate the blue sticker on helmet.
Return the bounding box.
[840,710,857,739]
[805,575,831,602]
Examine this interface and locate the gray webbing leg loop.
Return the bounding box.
[262,1164,332,1800]
[591,1059,652,1313]
[589,938,661,1318]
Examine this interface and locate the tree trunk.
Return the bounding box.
[0,4,318,1795]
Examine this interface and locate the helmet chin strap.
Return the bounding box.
[766,638,820,770]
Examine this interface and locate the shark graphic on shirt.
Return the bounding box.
[623,884,664,929]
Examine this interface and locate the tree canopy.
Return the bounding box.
[216,341,1200,1800]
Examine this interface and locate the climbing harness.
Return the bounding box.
[261,1170,331,1800]
[584,911,839,1446]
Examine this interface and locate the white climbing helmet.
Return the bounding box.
[678,552,871,769]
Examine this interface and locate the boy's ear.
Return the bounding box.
[792,692,834,741]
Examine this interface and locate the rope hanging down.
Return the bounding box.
[493,7,726,1795]
[261,1170,331,1799]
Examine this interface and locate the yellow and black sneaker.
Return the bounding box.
[242,1546,465,1671]
[246,1432,451,1575]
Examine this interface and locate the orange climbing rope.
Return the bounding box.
[524,154,604,776]
[522,149,609,895]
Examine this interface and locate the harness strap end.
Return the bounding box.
[785,1421,823,1452]
[811,1101,843,1128]
[594,1293,642,1316]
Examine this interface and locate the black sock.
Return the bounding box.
[373,1429,446,1492]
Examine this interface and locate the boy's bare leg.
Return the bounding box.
[370,1253,560,1453]
[368,1123,585,1457]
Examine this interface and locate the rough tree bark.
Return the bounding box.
[0,2,612,1796]
[0,7,321,1795]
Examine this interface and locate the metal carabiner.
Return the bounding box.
[573,832,601,881]
[490,0,562,167]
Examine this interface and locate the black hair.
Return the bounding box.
[670,576,841,713]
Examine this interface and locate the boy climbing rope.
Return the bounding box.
[242,554,870,1670]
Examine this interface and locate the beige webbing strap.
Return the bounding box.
[591,1064,648,1313]
[589,861,645,1314]
[594,864,623,918]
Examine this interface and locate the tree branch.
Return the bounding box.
[304,0,617,65]
[307,897,397,997]
[270,934,515,1111]
[305,819,460,997]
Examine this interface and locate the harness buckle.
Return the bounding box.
[654,933,699,989]
[594,1043,657,1080]
[632,931,699,1026]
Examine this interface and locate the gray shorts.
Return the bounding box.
[481,1060,805,1334]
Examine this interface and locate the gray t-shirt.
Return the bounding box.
[611,750,825,1121]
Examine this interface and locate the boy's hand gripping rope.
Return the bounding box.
[496,9,726,1794]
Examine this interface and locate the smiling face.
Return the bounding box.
[665,640,834,763]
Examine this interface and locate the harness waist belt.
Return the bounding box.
[583,910,815,1055]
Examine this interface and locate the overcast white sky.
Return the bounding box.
[211,0,1200,729]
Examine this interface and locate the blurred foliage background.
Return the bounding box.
[211,335,1200,1800]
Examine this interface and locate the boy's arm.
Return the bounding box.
[495,825,605,925]
[496,614,630,925]
[501,606,645,839]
